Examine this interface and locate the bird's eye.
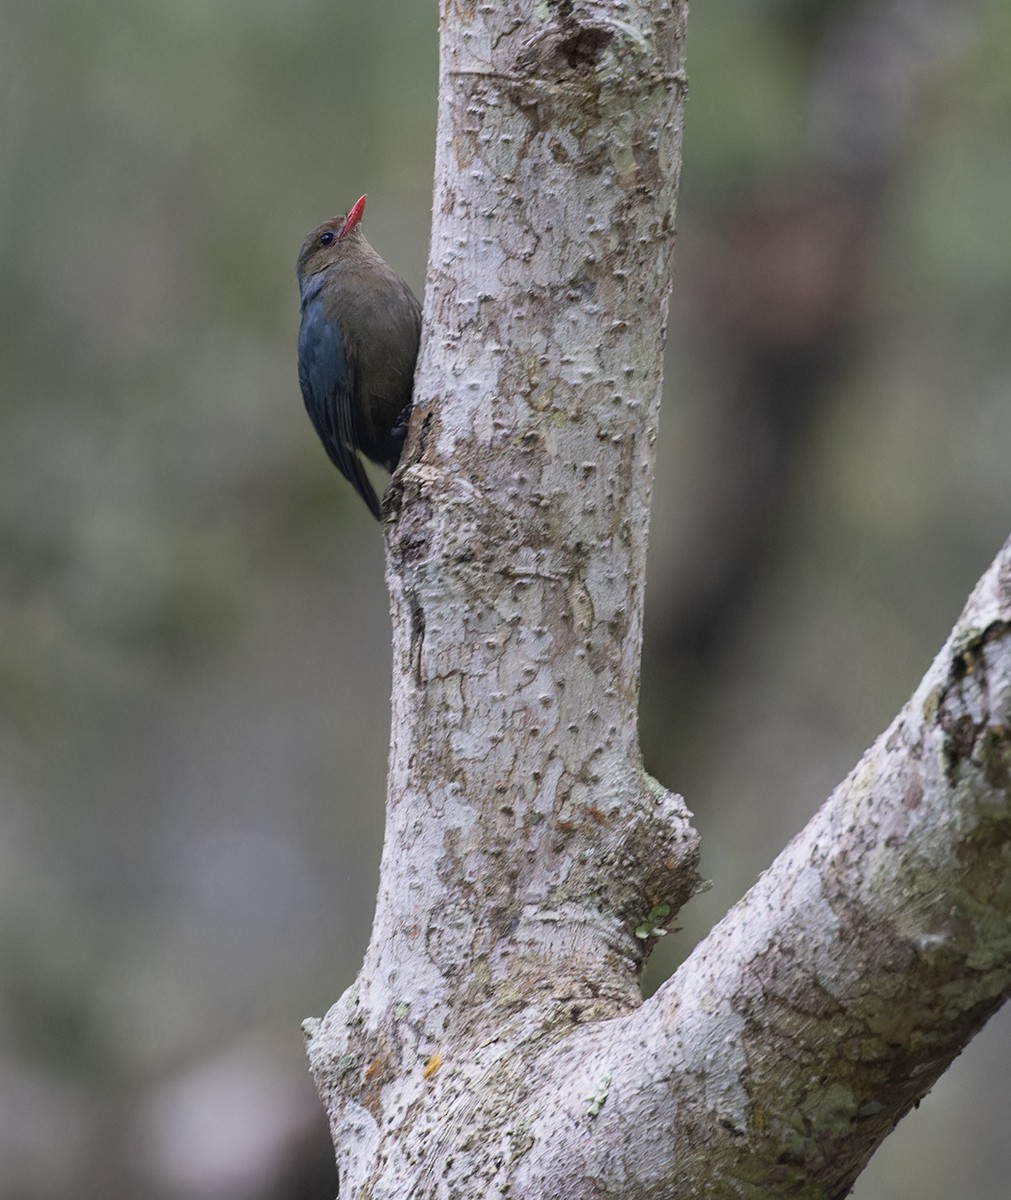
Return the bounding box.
[319,231,336,247]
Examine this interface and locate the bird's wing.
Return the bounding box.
[358,275,423,472]
[298,299,382,519]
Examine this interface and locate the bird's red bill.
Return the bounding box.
[339,195,367,240]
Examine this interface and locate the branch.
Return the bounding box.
[513,536,1011,1197]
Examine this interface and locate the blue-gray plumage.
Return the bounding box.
[296,195,422,519]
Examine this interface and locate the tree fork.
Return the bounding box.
[302,2,1011,1196]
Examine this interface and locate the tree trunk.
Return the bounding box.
[303,2,1011,1196]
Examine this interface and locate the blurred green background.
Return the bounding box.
[2,1,1009,1196]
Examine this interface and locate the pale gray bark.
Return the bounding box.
[303,2,1011,1196]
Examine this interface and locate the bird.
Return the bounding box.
[296,195,422,519]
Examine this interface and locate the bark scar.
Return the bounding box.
[938,620,1011,783]
[409,592,426,687]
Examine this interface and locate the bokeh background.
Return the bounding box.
[2,0,1010,1196]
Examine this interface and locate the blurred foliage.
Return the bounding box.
[1,0,1009,1197]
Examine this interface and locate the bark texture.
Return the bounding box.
[303,2,1011,1196]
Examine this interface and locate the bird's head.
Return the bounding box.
[296,194,368,289]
